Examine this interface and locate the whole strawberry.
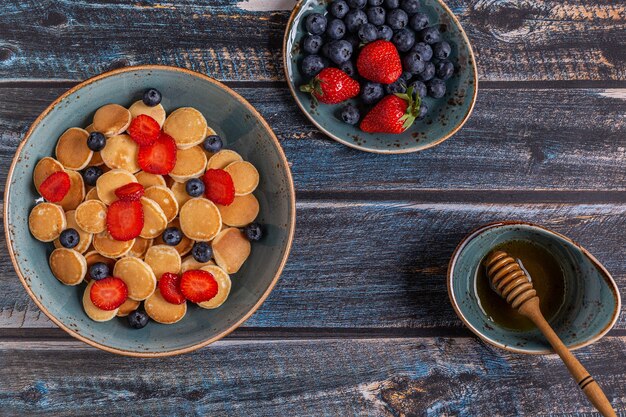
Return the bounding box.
[360,88,420,134]
[356,40,402,85]
[299,68,360,104]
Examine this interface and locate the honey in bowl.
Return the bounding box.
[475,240,566,331]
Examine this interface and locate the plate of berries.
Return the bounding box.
[284,0,478,153]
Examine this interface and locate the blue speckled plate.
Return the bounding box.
[448,222,621,354]
[283,0,478,153]
[5,65,295,357]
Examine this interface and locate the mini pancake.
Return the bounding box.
[163,107,208,149]
[212,227,251,274]
[85,187,100,201]
[33,157,65,190]
[170,181,192,208]
[29,203,66,242]
[144,245,182,279]
[83,281,118,321]
[181,256,215,273]
[169,146,207,182]
[117,298,141,317]
[96,169,137,205]
[85,125,105,167]
[93,232,134,258]
[75,200,107,234]
[140,197,168,239]
[128,237,153,258]
[92,103,132,136]
[198,265,231,309]
[84,250,116,282]
[54,210,92,253]
[128,100,167,127]
[144,289,187,324]
[85,124,95,133]
[55,127,93,170]
[114,256,157,301]
[49,248,87,286]
[135,171,166,189]
[144,186,179,223]
[155,218,193,256]
[207,149,243,170]
[224,161,259,196]
[179,198,222,242]
[217,194,259,227]
[100,134,141,173]
[58,169,86,211]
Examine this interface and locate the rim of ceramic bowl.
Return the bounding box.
[4,64,297,357]
[282,0,479,154]
[447,221,621,355]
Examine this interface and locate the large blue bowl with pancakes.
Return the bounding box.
[5,65,295,356]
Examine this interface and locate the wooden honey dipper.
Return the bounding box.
[484,251,617,417]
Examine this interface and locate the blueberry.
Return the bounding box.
[433,41,451,59]
[408,80,427,98]
[435,60,454,80]
[400,71,413,82]
[82,166,103,187]
[409,12,429,31]
[330,0,350,18]
[244,223,264,241]
[416,101,428,119]
[367,7,386,25]
[339,60,356,77]
[411,42,433,61]
[305,13,327,35]
[89,262,110,281]
[185,178,205,197]
[344,33,360,49]
[427,78,446,98]
[192,242,213,263]
[386,8,408,30]
[385,79,407,95]
[128,310,149,329]
[59,228,79,249]
[203,135,223,153]
[347,0,367,7]
[142,88,162,107]
[377,25,393,41]
[384,0,400,9]
[86,132,106,152]
[327,40,353,65]
[344,9,368,33]
[361,81,385,104]
[400,0,420,14]
[301,55,326,77]
[340,104,360,125]
[420,26,441,44]
[358,23,378,43]
[368,0,383,5]
[302,35,323,54]
[162,227,183,246]
[392,28,415,52]
[402,51,425,74]
[416,61,435,81]
[326,18,346,40]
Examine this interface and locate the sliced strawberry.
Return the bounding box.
[115,182,144,201]
[90,277,128,311]
[106,200,144,241]
[128,114,160,146]
[202,169,235,206]
[137,133,177,175]
[180,270,218,303]
[39,171,71,202]
[158,272,186,305]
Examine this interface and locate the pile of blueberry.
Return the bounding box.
[300,0,455,126]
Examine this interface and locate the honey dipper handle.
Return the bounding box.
[518,298,617,417]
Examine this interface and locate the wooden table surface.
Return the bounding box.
[0,0,624,415]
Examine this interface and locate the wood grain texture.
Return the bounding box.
[0,336,624,416]
[2,201,624,330]
[0,86,625,193]
[0,0,624,81]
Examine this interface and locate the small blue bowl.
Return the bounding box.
[5,65,296,357]
[448,222,621,354]
[283,0,478,154]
